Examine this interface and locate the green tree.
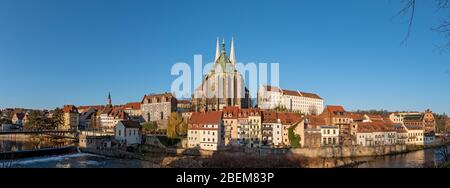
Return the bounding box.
[51,108,64,130]
[288,123,301,148]
[24,111,45,130]
[142,121,158,132]
[166,112,185,139]
[0,118,12,125]
[176,119,187,136]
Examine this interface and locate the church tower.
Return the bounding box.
[192,37,250,112]
[107,92,112,107]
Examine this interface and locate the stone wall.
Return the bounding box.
[289,145,407,158]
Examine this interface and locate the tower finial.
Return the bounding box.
[230,36,236,65]
[221,38,226,54]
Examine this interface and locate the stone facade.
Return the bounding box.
[192,39,250,112]
[62,105,79,131]
[141,93,177,127]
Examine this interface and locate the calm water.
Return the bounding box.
[0,135,71,152]
[1,137,448,168]
[356,146,448,168]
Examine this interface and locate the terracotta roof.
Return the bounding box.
[222,106,240,119]
[262,111,278,123]
[325,105,345,113]
[63,105,78,113]
[141,92,175,104]
[277,112,302,125]
[305,115,327,129]
[119,120,141,129]
[357,121,396,133]
[348,112,363,120]
[78,105,105,111]
[189,111,223,125]
[299,92,322,99]
[282,89,300,96]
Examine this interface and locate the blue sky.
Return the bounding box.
[0,0,449,114]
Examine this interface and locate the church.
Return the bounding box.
[192,38,251,112]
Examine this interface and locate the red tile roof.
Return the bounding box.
[325,105,345,113]
[189,111,223,125]
[78,105,105,111]
[124,102,141,110]
[305,115,327,128]
[63,105,78,113]
[277,112,302,125]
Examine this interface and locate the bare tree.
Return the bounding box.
[397,0,450,49]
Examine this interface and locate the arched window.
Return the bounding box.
[160,112,164,120]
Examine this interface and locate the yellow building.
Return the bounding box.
[62,105,79,130]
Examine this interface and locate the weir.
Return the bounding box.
[0,146,78,160]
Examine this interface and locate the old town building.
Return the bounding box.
[192,38,250,112]
[187,111,224,151]
[115,120,142,146]
[258,85,324,115]
[123,102,142,118]
[62,105,79,130]
[320,105,353,145]
[141,92,178,127]
[261,111,279,147]
[403,109,436,134]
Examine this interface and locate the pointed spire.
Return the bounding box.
[214,37,220,63]
[107,92,112,106]
[230,37,236,65]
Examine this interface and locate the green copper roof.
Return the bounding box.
[214,42,233,72]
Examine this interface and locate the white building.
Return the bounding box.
[258,85,324,115]
[319,125,339,146]
[99,107,129,133]
[114,120,142,146]
[187,111,223,151]
[405,125,424,145]
[356,122,397,146]
[272,120,283,147]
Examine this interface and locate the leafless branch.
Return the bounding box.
[432,20,450,49]
[436,0,450,9]
[397,0,416,45]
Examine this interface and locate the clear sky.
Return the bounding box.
[1,0,449,114]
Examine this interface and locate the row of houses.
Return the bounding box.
[187,106,438,151]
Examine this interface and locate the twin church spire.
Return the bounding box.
[214,37,236,65]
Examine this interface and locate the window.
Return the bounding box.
[160,112,164,120]
[118,130,121,136]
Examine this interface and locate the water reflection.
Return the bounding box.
[0,135,72,152]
